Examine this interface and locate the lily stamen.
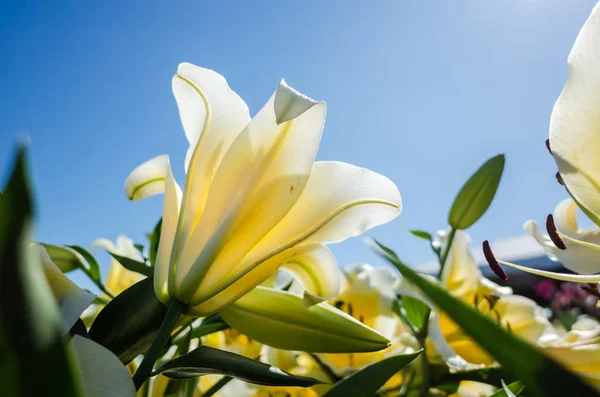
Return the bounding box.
[545,138,552,155]
[555,229,600,252]
[546,214,567,250]
[482,240,508,281]
[484,240,600,283]
[555,172,565,186]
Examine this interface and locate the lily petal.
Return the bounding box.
[277,244,339,307]
[550,2,600,222]
[235,161,401,283]
[176,81,326,299]
[124,154,169,201]
[71,336,136,397]
[440,230,481,303]
[554,198,582,237]
[171,64,251,255]
[36,244,95,329]
[154,161,182,304]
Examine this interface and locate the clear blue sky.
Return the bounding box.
[0,1,596,289]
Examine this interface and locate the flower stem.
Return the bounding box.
[133,299,186,390]
[437,227,457,279]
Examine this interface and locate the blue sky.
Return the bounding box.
[0,0,596,289]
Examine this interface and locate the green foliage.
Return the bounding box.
[89,277,167,363]
[321,350,422,397]
[149,218,162,267]
[373,239,600,397]
[109,251,153,277]
[400,295,430,333]
[67,245,102,283]
[0,147,84,397]
[448,154,505,230]
[489,380,525,397]
[154,346,323,387]
[38,243,83,273]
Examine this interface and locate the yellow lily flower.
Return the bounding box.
[124,63,402,316]
[33,243,137,397]
[92,235,145,295]
[549,2,600,224]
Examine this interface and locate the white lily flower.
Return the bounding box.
[125,63,402,316]
[550,2,600,225]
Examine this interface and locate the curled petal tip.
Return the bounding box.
[482,240,508,281]
[546,214,567,250]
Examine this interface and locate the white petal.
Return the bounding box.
[550,3,600,221]
[71,336,136,397]
[35,244,95,329]
[174,63,250,172]
[277,244,339,307]
[175,82,326,300]
[274,79,320,124]
[440,230,482,302]
[232,161,401,284]
[124,155,169,201]
[554,198,581,236]
[154,161,182,303]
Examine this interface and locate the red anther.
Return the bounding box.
[483,240,508,281]
[546,214,567,250]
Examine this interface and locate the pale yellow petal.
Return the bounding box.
[154,161,182,304]
[440,230,481,304]
[176,81,325,300]
[124,155,169,201]
[550,3,600,221]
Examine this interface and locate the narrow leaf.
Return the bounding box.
[68,245,102,283]
[108,252,152,277]
[409,230,433,241]
[89,277,167,364]
[448,154,505,230]
[200,376,232,397]
[39,243,84,273]
[489,380,525,397]
[400,296,430,332]
[322,350,421,397]
[154,346,323,387]
[373,239,599,397]
[0,147,84,396]
[149,218,162,267]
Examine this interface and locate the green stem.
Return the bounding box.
[308,353,340,383]
[437,227,457,279]
[418,334,430,397]
[133,299,186,390]
[201,376,233,397]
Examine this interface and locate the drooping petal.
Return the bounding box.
[230,161,401,288]
[71,336,136,397]
[524,217,600,275]
[176,81,326,300]
[277,244,339,307]
[124,155,169,201]
[154,161,182,304]
[35,244,95,329]
[550,3,600,222]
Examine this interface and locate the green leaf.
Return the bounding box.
[154,346,323,387]
[0,147,84,396]
[149,218,162,267]
[400,296,430,332]
[321,350,421,397]
[108,251,152,277]
[431,365,510,389]
[489,380,525,397]
[89,277,167,364]
[448,154,505,230]
[39,243,85,273]
[409,230,432,241]
[67,245,102,283]
[372,239,600,397]
[134,243,145,256]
